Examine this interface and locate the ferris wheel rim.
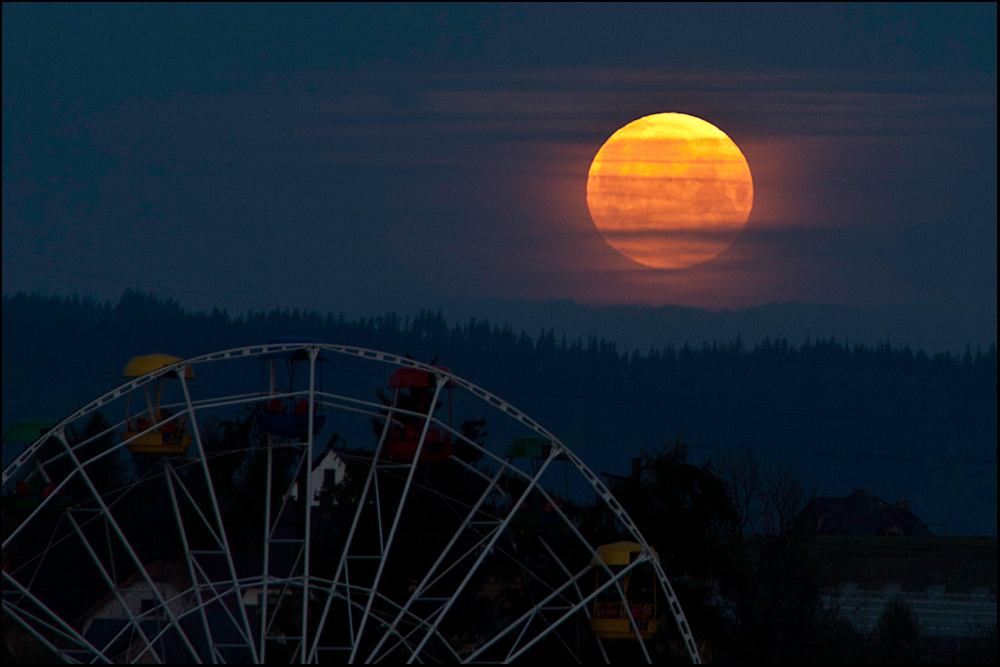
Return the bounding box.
[2,341,701,664]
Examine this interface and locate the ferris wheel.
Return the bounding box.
[2,341,701,664]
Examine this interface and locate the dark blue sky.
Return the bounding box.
[3,3,996,350]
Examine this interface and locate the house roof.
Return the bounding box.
[311,448,344,473]
[76,561,193,625]
[804,490,931,536]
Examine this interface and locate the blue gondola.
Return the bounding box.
[257,337,327,439]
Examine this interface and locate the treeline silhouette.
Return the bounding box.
[2,290,997,535]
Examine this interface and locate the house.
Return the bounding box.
[79,561,194,637]
[803,488,932,536]
[290,448,346,507]
[77,561,250,662]
[77,561,197,662]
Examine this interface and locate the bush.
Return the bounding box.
[873,596,921,663]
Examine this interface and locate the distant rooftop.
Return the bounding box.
[804,488,932,537]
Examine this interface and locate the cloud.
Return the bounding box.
[8,63,994,315]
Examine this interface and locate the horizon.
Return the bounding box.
[3,4,996,350]
[4,286,995,357]
[3,288,996,539]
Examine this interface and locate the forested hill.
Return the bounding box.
[2,290,997,535]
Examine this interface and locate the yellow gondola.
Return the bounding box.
[121,354,194,455]
[590,541,659,640]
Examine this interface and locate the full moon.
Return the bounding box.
[586,113,753,269]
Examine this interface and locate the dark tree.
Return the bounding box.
[873,596,922,664]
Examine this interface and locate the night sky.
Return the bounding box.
[3,4,996,351]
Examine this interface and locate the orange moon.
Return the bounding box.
[586,113,753,269]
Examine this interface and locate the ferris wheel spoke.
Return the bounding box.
[257,435,276,662]
[2,571,108,663]
[307,401,396,657]
[163,462,224,664]
[4,341,703,663]
[346,379,446,662]
[292,348,320,663]
[403,447,559,663]
[504,556,648,664]
[465,557,597,663]
[255,435,313,662]
[338,583,461,664]
[48,429,206,663]
[2,601,88,664]
[64,513,166,664]
[364,464,507,662]
[177,375,259,664]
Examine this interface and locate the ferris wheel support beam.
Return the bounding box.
[257,356,277,663]
[299,347,319,663]
[4,341,704,663]
[0,467,80,550]
[177,371,260,664]
[362,464,507,663]
[404,445,559,663]
[502,554,651,664]
[161,458,266,652]
[306,378,406,657]
[258,447,311,647]
[50,429,204,663]
[537,537,611,664]
[519,460,700,664]
[163,462,221,664]
[3,570,110,662]
[347,378,446,662]
[64,513,165,664]
[464,555,630,663]
[258,435,274,662]
[2,606,81,665]
[254,447,316,660]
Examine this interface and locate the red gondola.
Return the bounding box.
[383,367,455,462]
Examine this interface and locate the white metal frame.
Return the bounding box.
[2,342,701,663]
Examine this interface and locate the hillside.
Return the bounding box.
[2,290,997,535]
